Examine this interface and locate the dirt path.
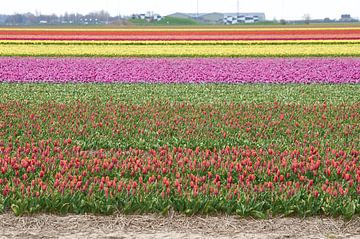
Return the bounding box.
[0,213,359,239]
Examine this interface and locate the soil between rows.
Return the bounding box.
[0,213,359,239]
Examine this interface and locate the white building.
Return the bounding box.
[223,13,265,24]
[167,12,265,24]
[132,13,163,22]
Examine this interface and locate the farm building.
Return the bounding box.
[132,13,163,22]
[223,13,264,24]
[339,14,357,22]
[167,12,265,24]
[167,12,194,19]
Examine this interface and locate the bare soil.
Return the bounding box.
[0,213,359,239]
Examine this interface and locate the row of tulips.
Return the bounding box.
[1,84,358,105]
[2,40,360,45]
[0,138,358,217]
[1,28,360,41]
[2,37,360,41]
[1,43,360,57]
[1,57,360,84]
[1,98,358,152]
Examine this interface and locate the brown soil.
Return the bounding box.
[0,213,359,239]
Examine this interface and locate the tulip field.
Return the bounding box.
[0,27,359,218]
[2,40,360,57]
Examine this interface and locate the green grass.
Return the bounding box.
[129,16,199,26]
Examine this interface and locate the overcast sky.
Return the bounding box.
[0,0,359,20]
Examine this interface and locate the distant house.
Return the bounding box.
[167,12,265,24]
[132,13,163,22]
[153,15,163,21]
[340,14,354,22]
[223,13,265,24]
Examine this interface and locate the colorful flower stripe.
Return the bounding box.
[0,25,359,217]
[2,36,360,41]
[1,57,359,84]
[2,84,358,105]
[2,39,360,45]
[3,27,360,31]
[1,43,360,57]
[2,29,360,35]
[0,141,358,216]
[1,28,360,41]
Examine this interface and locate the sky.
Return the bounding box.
[0,0,359,20]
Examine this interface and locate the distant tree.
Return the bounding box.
[280,19,287,25]
[23,12,36,24]
[303,14,311,24]
[5,14,25,25]
[63,12,69,23]
[87,10,110,22]
[2,10,120,26]
[68,13,79,24]
[49,14,58,24]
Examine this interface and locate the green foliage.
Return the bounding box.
[129,16,199,26]
[1,83,359,105]
[0,84,358,217]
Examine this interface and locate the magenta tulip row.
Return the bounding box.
[1,57,359,84]
[2,37,360,41]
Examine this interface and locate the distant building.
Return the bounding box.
[133,14,146,20]
[167,12,265,24]
[153,14,163,21]
[223,13,264,24]
[132,13,163,22]
[200,13,224,23]
[167,12,194,19]
[340,14,351,21]
[340,14,355,22]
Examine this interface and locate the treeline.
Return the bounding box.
[0,11,124,25]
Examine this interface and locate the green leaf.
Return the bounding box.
[161,205,171,216]
[185,208,193,216]
[11,204,21,216]
[344,201,356,219]
[251,210,266,219]
[284,209,295,216]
